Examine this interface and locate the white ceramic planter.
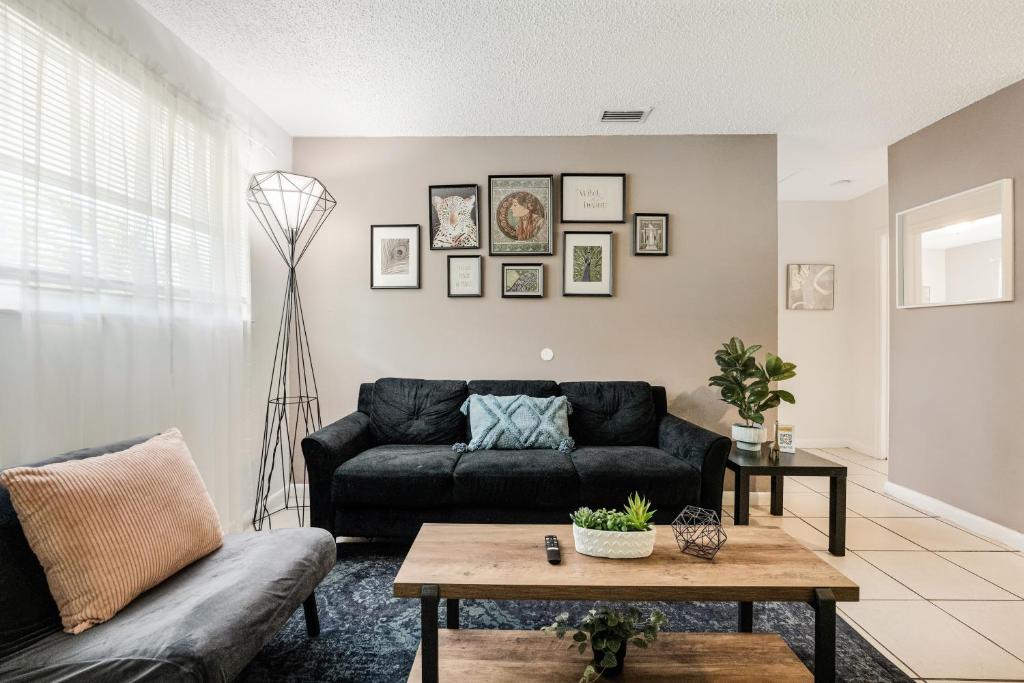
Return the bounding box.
[572,524,657,559]
[732,423,764,451]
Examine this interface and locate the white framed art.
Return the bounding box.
[560,173,626,223]
[447,255,482,297]
[562,231,613,296]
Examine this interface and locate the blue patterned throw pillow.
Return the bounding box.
[453,394,574,453]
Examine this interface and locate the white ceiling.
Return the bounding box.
[137,0,1024,201]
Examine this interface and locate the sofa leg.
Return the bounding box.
[303,593,321,637]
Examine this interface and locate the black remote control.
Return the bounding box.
[545,535,561,564]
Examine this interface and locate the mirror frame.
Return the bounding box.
[895,178,1014,309]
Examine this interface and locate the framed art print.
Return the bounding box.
[633,213,669,255]
[447,255,482,297]
[563,231,613,296]
[786,264,835,310]
[488,175,554,255]
[501,263,544,298]
[370,224,420,289]
[428,184,479,249]
[560,173,626,223]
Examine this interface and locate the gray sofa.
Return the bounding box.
[0,436,336,682]
[304,378,732,539]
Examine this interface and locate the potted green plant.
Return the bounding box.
[708,336,796,451]
[543,606,667,681]
[570,493,657,559]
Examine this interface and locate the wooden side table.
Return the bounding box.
[726,443,848,556]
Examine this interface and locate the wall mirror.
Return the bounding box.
[896,178,1014,308]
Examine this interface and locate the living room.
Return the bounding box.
[1,1,1022,681]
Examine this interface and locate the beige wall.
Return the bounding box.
[888,80,1024,533]
[288,135,778,440]
[779,186,888,457]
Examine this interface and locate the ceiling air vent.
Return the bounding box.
[600,108,651,123]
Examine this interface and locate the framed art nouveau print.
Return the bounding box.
[370,224,420,289]
[501,263,544,298]
[633,213,668,255]
[488,175,554,255]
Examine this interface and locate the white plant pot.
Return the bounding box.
[732,423,764,451]
[572,524,657,559]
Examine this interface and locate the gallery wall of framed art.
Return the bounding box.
[291,134,778,421]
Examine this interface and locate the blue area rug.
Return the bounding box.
[240,543,910,682]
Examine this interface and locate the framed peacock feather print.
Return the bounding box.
[370,224,420,289]
[562,231,613,296]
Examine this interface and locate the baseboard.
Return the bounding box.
[796,438,881,460]
[883,481,1023,551]
[248,484,310,531]
[722,491,773,506]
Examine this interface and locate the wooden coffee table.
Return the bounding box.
[394,523,858,683]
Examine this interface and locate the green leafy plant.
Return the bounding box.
[708,336,796,427]
[543,606,668,683]
[571,493,655,532]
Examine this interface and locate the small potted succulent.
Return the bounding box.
[708,336,796,451]
[543,606,667,681]
[570,493,656,559]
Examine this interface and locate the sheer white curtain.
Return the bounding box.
[0,0,255,530]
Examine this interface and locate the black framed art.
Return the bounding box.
[428,184,480,249]
[447,255,483,297]
[501,262,544,298]
[370,224,420,289]
[633,213,669,255]
[562,231,613,296]
[488,175,554,255]
[560,173,626,223]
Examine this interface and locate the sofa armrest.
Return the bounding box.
[301,411,375,535]
[658,414,732,516]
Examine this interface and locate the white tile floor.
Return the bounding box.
[266,446,1024,680]
[724,447,1024,682]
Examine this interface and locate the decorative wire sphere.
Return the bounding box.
[671,505,728,560]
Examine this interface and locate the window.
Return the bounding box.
[0,1,250,318]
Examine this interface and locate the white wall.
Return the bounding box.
[778,186,887,457]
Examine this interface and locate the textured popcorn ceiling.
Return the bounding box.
[136,0,1024,200]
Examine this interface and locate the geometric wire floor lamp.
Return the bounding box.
[247,171,336,530]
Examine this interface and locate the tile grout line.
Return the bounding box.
[929,600,1024,668]
[835,605,921,678]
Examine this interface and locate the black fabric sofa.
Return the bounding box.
[0,437,336,682]
[304,378,732,539]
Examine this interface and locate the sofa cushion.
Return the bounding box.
[0,429,223,635]
[571,446,699,509]
[0,529,335,683]
[453,449,579,508]
[332,445,460,508]
[560,381,657,446]
[467,380,560,398]
[0,436,153,659]
[369,378,468,445]
[460,394,572,452]
[465,380,559,440]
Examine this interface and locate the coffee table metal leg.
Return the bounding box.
[829,475,847,556]
[770,475,784,516]
[737,601,753,632]
[813,588,836,683]
[734,473,750,525]
[420,585,439,683]
[446,598,460,629]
